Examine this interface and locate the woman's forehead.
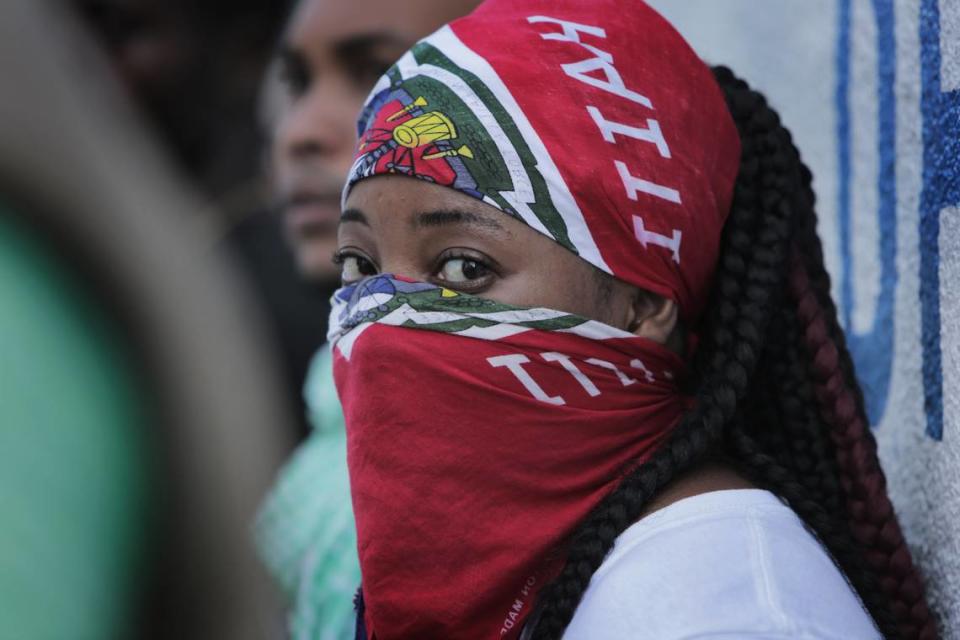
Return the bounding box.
[343,175,517,234]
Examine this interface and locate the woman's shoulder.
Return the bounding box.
[562,489,880,639]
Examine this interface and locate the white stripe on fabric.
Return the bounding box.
[334,322,373,360]
[557,320,635,340]
[367,304,570,328]
[397,310,466,325]
[465,308,570,323]
[454,323,532,340]
[428,26,612,273]
[392,49,553,240]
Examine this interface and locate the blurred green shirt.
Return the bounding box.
[256,346,361,640]
[0,211,149,640]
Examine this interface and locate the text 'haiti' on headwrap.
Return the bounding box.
[344,0,740,324]
[332,1,741,639]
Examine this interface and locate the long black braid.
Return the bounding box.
[529,67,936,640]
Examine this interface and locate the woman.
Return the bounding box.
[328,1,936,637]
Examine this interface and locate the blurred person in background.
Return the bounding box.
[72,0,331,440]
[254,0,480,638]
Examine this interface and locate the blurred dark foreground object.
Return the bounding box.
[0,1,294,637]
[72,0,329,442]
[71,0,290,199]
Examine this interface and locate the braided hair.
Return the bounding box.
[529,67,937,640]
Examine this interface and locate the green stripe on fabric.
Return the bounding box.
[410,43,576,252]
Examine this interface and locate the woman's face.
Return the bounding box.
[338,175,639,329]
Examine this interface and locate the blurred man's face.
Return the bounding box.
[272,0,480,284]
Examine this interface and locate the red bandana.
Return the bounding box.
[330,277,689,638]
[335,1,740,637]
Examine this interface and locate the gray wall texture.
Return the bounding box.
[647,0,960,634]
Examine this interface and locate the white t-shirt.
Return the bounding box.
[562,489,880,639]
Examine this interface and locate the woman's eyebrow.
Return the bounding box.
[415,209,506,232]
[335,32,411,65]
[341,208,370,226]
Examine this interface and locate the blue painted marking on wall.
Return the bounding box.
[837,0,853,336]
[920,0,960,441]
[835,0,898,426]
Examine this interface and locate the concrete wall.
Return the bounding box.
[646,0,959,634]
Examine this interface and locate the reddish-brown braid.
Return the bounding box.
[786,137,937,638]
[791,254,937,640]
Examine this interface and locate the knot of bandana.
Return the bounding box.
[343,0,740,324]
[330,275,690,639]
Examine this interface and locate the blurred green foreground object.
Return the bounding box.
[0,207,149,640]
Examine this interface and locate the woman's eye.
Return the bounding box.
[437,258,489,284]
[339,255,377,283]
[278,51,310,97]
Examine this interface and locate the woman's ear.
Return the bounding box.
[627,291,679,346]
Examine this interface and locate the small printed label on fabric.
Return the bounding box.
[500,575,537,636]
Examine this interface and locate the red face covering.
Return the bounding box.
[330,278,690,638]
[335,1,740,637]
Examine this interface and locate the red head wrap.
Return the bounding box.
[345,0,740,323]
